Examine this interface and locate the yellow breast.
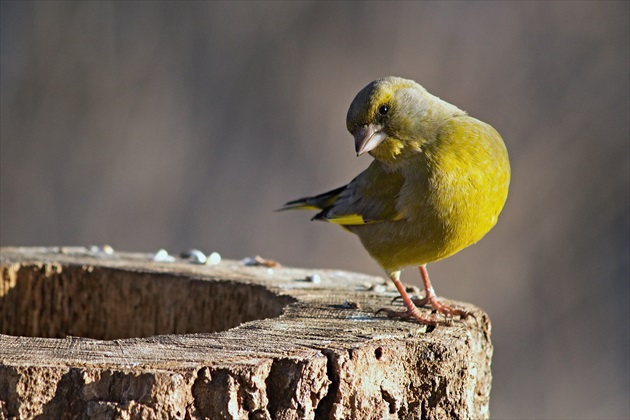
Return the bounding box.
[350,116,510,272]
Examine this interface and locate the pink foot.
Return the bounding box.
[412,295,471,319]
[376,307,451,326]
[377,270,454,326]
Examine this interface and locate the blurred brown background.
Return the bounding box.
[1,2,628,418]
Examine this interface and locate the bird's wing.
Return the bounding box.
[313,161,406,225]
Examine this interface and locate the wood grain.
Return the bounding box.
[0,247,492,419]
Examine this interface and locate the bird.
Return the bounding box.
[279,76,510,326]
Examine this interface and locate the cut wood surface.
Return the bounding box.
[0,247,493,419]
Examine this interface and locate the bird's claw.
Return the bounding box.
[390,295,408,304]
[375,307,452,327]
[391,295,471,320]
[408,296,470,319]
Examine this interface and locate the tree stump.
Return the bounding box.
[0,247,492,419]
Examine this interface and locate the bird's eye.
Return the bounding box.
[378,105,389,115]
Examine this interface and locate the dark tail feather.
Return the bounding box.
[276,185,346,212]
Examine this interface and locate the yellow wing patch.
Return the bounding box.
[324,214,367,225]
[324,212,404,226]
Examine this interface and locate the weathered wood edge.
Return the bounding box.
[0,246,493,419]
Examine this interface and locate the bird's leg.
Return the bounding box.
[412,265,470,318]
[376,271,447,326]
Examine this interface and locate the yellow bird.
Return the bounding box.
[280,77,510,325]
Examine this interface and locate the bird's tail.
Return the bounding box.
[276,185,346,212]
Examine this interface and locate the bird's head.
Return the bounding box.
[346,76,463,164]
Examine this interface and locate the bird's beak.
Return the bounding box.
[354,124,387,156]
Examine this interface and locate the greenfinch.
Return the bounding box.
[280,76,510,326]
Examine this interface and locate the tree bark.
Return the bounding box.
[0,247,492,419]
